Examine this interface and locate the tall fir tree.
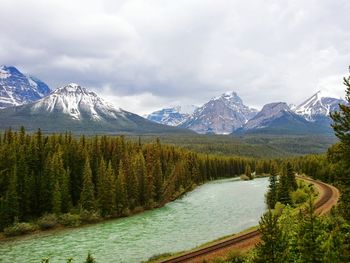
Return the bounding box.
[79,158,96,212]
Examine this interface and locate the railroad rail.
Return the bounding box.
[159,177,339,263]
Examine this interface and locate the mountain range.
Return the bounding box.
[147,91,346,135]
[0,66,346,135]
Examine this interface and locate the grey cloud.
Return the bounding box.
[0,0,349,114]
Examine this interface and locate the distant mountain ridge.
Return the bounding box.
[147,90,345,135]
[0,65,346,136]
[0,66,51,108]
[146,105,197,126]
[0,83,193,134]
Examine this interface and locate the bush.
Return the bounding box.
[4,222,38,236]
[226,250,246,263]
[240,174,250,181]
[133,206,145,214]
[291,188,308,204]
[274,202,286,216]
[37,214,58,230]
[80,210,102,224]
[59,213,81,227]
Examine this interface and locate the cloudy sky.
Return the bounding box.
[1,0,349,114]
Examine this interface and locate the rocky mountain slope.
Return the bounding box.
[0,83,192,134]
[180,91,258,134]
[0,66,51,108]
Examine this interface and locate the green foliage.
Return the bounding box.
[84,252,97,263]
[80,158,96,212]
[254,210,288,263]
[3,222,38,236]
[266,164,278,209]
[37,214,58,230]
[59,213,81,227]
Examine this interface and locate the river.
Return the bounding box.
[0,177,269,263]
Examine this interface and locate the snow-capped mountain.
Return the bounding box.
[146,105,197,126]
[32,83,123,121]
[238,102,333,135]
[0,66,51,109]
[180,91,258,134]
[294,91,346,121]
[0,83,193,134]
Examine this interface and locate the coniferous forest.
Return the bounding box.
[0,128,276,232]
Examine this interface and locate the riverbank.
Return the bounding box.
[0,182,199,242]
[156,176,338,263]
[0,177,269,263]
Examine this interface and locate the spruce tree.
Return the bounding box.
[52,180,62,214]
[266,164,278,209]
[330,73,350,220]
[255,210,288,263]
[115,162,128,214]
[79,158,96,212]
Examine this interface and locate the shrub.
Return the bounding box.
[59,213,81,227]
[274,202,286,216]
[80,210,102,224]
[226,250,246,263]
[37,214,58,230]
[291,188,308,204]
[4,222,38,236]
[133,206,144,214]
[240,174,250,181]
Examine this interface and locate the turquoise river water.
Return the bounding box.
[0,177,269,263]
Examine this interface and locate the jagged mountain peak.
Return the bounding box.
[295,90,346,121]
[0,65,51,109]
[33,83,120,121]
[181,90,257,134]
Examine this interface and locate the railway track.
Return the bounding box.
[159,177,339,263]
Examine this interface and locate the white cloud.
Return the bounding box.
[0,0,349,114]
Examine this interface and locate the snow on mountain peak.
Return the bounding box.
[33,83,121,121]
[295,90,346,121]
[0,66,51,109]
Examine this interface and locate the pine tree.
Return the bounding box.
[99,162,116,216]
[84,252,97,263]
[115,162,128,214]
[330,73,350,220]
[277,166,292,205]
[153,159,163,202]
[133,153,147,206]
[79,158,96,212]
[286,162,297,191]
[255,210,288,263]
[52,180,62,214]
[266,164,278,209]
[297,197,323,262]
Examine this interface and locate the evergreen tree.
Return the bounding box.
[153,159,163,202]
[84,252,97,263]
[266,164,278,209]
[297,197,323,262]
[115,162,128,214]
[277,166,292,205]
[99,162,116,216]
[79,158,96,211]
[52,180,62,214]
[286,162,297,191]
[255,210,288,263]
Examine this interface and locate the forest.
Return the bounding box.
[0,128,277,233]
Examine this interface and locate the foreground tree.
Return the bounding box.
[254,210,288,263]
[330,73,350,220]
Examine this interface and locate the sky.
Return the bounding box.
[0,0,350,114]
